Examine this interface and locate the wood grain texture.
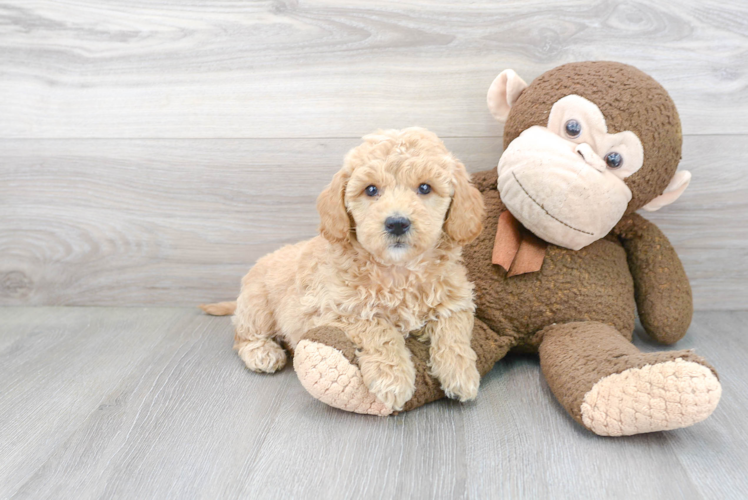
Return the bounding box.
[0,135,745,309]
[0,0,746,138]
[0,307,189,497]
[0,307,746,499]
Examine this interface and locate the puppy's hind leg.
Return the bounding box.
[233,281,286,373]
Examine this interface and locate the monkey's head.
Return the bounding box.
[487,61,690,250]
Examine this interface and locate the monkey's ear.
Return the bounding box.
[642,171,691,212]
[487,69,528,122]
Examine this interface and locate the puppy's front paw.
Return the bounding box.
[359,355,416,411]
[440,363,480,402]
[431,347,480,402]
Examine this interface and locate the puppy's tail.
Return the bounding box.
[199,301,237,316]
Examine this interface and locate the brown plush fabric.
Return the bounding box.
[614,213,693,344]
[400,336,444,412]
[504,61,682,214]
[472,317,517,377]
[467,169,637,352]
[303,326,357,365]
[538,321,716,427]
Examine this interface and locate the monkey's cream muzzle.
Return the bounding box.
[497,126,632,251]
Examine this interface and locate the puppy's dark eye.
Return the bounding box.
[565,119,582,138]
[605,152,623,169]
[418,183,432,195]
[365,185,378,197]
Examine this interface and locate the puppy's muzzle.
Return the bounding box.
[384,216,411,236]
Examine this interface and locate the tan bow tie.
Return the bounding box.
[492,211,548,276]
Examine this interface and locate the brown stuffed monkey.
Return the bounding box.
[293,61,722,436]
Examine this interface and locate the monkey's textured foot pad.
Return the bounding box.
[294,338,393,416]
[581,358,722,436]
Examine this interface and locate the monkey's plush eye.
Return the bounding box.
[605,152,623,169]
[365,185,379,196]
[565,119,582,138]
[418,183,432,195]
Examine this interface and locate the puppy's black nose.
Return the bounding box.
[385,216,411,236]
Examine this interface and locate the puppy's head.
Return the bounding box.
[317,128,485,264]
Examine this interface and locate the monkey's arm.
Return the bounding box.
[614,213,693,345]
[293,318,513,414]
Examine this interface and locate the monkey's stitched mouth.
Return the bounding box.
[511,171,594,236]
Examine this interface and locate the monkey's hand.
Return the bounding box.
[615,213,693,344]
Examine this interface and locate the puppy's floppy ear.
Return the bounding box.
[444,160,485,245]
[317,167,351,242]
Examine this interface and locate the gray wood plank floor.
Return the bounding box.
[1,307,746,500]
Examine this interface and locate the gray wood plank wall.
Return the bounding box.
[1,0,746,308]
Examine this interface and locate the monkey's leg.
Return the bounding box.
[538,322,722,436]
[293,318,513,415]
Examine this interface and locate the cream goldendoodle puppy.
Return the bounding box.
[204,128,485,410]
